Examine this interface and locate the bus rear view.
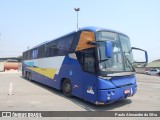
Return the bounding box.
[22,26,148,105]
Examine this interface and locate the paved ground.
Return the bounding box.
[0,72,160,119]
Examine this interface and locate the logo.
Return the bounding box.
[2,112,11,117]
[87,86,94,94]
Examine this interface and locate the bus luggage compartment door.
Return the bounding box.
[83,72,97,104]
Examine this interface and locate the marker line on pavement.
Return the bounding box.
[8,82,13,95]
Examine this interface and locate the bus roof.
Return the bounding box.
[78,26,128,36]
[26,26,128,52]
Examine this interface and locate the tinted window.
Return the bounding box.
[76,48,96,74]
[38,45,45,58]
[83,51,96,73]
[46,34,74,57]
[32,49,38,59]
[23,51,31,60]
[23,33,75,59]
[46,41,58,57]
[23,51,28,60]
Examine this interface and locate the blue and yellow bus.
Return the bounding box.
[22,26,148,105]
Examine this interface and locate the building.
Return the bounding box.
[145,59,160,70]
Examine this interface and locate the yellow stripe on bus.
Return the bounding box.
[27,67,57,79]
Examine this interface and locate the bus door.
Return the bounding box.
[82,48,97,103]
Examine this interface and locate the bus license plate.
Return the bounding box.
[124,89,130,94]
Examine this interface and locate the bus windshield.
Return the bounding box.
[96,31,134,73]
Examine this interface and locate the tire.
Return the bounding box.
[28,72,32,81]
[27,72,30,80]
[24,71,27,79]
[25,72,28,79]
[62,79,72,97]
[156,73,160,76]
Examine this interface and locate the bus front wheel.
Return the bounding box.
[63,79,72,97]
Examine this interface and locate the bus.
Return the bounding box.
[22,26,148,105]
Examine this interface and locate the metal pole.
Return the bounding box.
[74,8,80,29]
[77,11,78,29]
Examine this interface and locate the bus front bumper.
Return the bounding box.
[96,84,137,105]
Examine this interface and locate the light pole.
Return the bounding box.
[74,8,80,29]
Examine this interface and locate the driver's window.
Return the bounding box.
[83,49,96,73]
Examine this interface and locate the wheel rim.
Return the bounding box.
[26,73,29,79]
[29,73,31,80]
[64,83,71,93]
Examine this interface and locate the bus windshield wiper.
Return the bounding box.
[98,58,109,63]
[124,53,135,71]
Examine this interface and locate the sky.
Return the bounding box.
[0,0,160,62]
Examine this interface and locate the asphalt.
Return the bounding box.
[0,72,160,119]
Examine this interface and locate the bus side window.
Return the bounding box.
[83,49,96,73]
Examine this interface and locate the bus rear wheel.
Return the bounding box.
[28,72,32,81]
[62,79,72,97]
[25,71,29,79]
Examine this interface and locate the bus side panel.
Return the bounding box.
[54,55,84,99]
[22,55,85,99]
[22,63,57,89]
[60,56,98,103]
[22,57,65,89]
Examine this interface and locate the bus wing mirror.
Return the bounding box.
[145,51,148,63]
[105,41,112,58]
[131,47,148,63]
